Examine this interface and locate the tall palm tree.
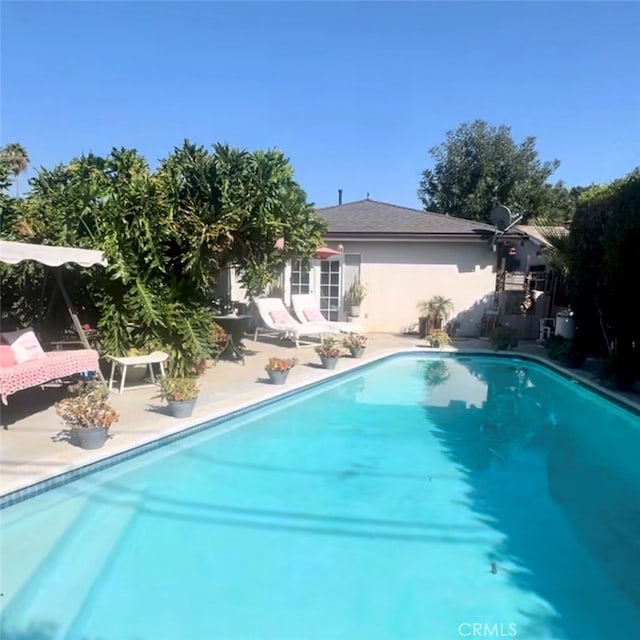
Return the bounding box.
[1,142,29,197]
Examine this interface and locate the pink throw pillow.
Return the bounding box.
[269,310,291,325]
[303,308,325,323]
[1,329,46,364]
[0,345,17,367]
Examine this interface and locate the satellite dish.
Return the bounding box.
[490,205,513,231]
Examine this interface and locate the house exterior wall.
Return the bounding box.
[336,240,496,335]
[223,239,497,336]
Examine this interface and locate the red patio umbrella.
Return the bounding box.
[314,246,342,260]
[274,237,342,260]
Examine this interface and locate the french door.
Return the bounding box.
[319,259,341,321]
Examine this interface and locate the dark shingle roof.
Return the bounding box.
[316,199,496,237]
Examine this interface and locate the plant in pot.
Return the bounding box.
[344,280,367,318]
[417,295,454,334]
[156,376,200,418]
[489,326,519,351]
[55,381,119,450]
[343,333,368,358]
[315,337,345,370]
[426,329,451,349]
[265,356,297,385]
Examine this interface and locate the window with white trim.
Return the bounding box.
[290,260,311,295]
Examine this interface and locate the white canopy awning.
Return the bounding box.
[0,240,107,268]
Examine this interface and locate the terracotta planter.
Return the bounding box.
[267,369,290,385]
[168,398,197,418]
[73,426,109,450]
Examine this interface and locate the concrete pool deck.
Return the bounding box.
[1,333,638,499]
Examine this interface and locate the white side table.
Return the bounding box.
[106,351,169,393]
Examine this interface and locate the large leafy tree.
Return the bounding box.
[567,169,640,386]
[540,169,640,388]
[155,141,326,296]
[1,142,30,197]
[418,120,573,223]
[1,141,326,375]
[0,155,17,234]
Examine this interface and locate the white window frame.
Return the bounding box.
[284,259,315,307]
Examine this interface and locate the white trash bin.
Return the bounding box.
[555,311,576,340]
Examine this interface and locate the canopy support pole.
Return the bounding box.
[52,269,106,385]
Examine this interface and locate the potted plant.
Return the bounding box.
[315,337,345,369]
[343,333,368,358]
[416,295,454,334]
[265,356,297,385]
[344,279,367,318]
[489,326,519,351]
[426,329,451,349]
[55,381,119,450]
[156,376,200,418]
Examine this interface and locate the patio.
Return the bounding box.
[1,333,638,499]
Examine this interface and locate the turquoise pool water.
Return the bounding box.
[1,354,639,640]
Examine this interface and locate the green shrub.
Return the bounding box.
[545,336,585,368]
[603,350,638,390]
[489,326,519,350]
[155,376,200,402]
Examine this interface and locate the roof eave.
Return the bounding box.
[324,231,512,242]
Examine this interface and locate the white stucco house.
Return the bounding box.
[230,198,511,336]
[308,199,507,335]
[224,199,566,337]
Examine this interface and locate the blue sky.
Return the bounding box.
[2,1,639,208]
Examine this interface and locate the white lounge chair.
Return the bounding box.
[291,294,363,334]
[253,298,336,348]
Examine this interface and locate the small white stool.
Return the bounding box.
[106,351,169,393]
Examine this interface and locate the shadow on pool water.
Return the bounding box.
[425,359,640,639]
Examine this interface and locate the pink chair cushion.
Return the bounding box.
[269,310,291,325]
[303,308,325,323]
[1,329,46,364]
[0,345,17,368]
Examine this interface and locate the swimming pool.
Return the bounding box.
[1,354,639,639]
